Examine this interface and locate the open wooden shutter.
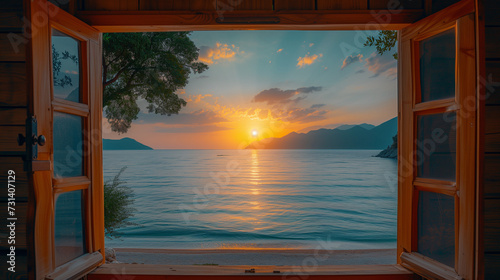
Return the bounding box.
[29,0,104,279]
[397,0,476,279]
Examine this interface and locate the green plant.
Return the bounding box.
[364,30,398,59]
[104,167,136,239]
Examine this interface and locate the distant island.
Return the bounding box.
[246,117,397,150]
[103,138,153,150]
[375,134,397,159]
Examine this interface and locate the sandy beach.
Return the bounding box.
[113,248,396,266]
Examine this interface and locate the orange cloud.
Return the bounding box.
[258,109,269,119]
[198,42,240,65]
[285,107,328,123]
[297,53,323,68]
[364,52,397,78]
[341,54,363,70]
[384,67,398,79]
[185,94,213,103]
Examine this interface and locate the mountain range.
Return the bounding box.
[246,117,397,149]
[335,123,375,131]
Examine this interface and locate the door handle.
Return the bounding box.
[17,134,46,147]
[33,135,46,146]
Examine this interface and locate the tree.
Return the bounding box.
[104,167,136,239]
[102,32,209,133]
[364,30,398,59]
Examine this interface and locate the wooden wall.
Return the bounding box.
[0,0,32,279]
[78,0,426,11]
[482,0,500,278]
[75,0,473,13]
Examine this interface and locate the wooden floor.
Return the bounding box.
[88,264,416,280]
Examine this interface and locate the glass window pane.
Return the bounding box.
[418,191,455,268]
[419,28,455,102]
[55,190,86,266]
[53,112,84,178]
[416,112,456,181]
[52,29,80,103]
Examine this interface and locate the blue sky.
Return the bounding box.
[103,31,398,149]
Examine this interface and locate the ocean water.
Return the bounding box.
[104,149,398,250]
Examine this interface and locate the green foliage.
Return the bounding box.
[364,30,398,60]
[104,167,136,239]
[102,32,209,133]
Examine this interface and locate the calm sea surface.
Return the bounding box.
[104,149,397,250]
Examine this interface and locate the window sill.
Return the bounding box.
[401,252,462,280]
[88,264,414,279]
[46,251,103,280]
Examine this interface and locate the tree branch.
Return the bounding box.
[102,54,108,89]
[106,48,127,68]
[104,64,130,87]
[124,69,139,90]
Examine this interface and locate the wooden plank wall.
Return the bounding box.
[79,0,425,11]
[48,0,78,14]
[430,0,461,13]
[483,0,500,278]
[0,0,31,279]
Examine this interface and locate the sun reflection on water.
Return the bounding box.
[250,150,262,206]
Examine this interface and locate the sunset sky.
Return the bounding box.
[102,31,398,149]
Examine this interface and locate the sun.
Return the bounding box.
[252,130,258,137]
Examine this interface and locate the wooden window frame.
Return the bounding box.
[48,18,99,275]
[28,0,480,279]
[30,0,104,279]
[398,1,476,279]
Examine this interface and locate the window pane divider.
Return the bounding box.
[413,98,457,113]
[53,99,89,117]
[414,177,456,188]
[413,181,457,197]
[53,176,90,191]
